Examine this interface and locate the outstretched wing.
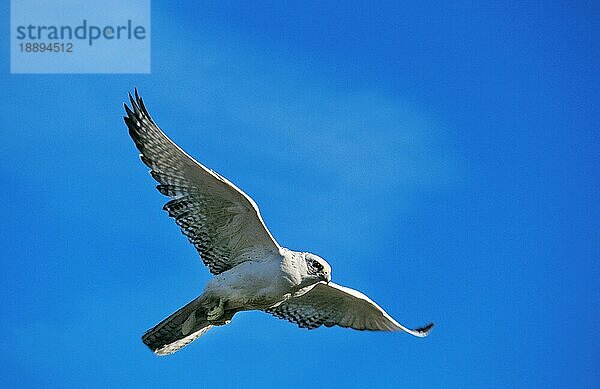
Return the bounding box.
[124,89,280,274]
[265,282,433,337]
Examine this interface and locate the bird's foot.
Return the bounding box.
[207,299,225,321]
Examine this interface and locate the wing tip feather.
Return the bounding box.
[411,322,434,337]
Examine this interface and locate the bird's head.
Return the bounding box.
[304,253,332,283]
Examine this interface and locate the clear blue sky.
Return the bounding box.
[1,1,598,387]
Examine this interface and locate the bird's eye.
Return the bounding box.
[313,261,323,272]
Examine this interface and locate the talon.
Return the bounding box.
[207,299,225,321]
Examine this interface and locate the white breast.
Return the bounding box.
[203,250,302,310]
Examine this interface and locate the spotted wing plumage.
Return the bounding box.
[124,90,280,275]
[266,282,433,337]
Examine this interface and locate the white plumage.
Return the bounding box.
[124,89,433,355]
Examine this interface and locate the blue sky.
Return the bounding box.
[1,1,598,387]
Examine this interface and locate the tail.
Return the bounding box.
[142,296,213,356]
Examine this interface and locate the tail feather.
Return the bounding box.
[151,325,214,356]
[142,296,212,355]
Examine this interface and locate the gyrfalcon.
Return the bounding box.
[124,89,433,355]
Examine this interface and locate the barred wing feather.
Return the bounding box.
[266,282,433,337]
[124,90,280,275]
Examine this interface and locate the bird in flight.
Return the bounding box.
[124,89,433,355]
